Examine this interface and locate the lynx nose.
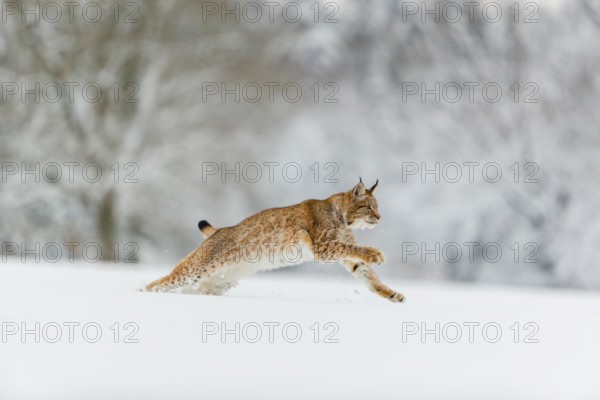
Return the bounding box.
[373,210,381,220]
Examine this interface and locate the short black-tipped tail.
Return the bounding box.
[198,220,217,239]
[198,220,211,231]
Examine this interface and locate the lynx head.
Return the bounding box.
[344,178,381,230]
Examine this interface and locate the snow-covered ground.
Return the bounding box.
[1,262,599,400]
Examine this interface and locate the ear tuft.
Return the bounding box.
[367,179,379,194]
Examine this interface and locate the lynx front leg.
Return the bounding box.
[314,241,386,265]
[344,261,405,303]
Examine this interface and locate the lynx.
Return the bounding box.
[145,179,405,303]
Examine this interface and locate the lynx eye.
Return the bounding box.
[368,206,373,211]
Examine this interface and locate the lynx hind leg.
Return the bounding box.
[145,271,191,293]
[195,281,238,296]
[145,263,214,293]
[344,261,405,303]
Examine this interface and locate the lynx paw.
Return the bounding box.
[388,292,405,303]
[364,247,386,265]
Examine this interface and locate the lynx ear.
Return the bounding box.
[351,178,366,198]
[367,179,379,194]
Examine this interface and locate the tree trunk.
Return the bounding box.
[98,189,117,262]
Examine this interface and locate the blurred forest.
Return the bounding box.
[1,0,599,289]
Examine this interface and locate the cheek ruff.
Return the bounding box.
[350,219,377,230]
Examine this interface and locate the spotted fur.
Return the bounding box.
[145,179,405,303]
